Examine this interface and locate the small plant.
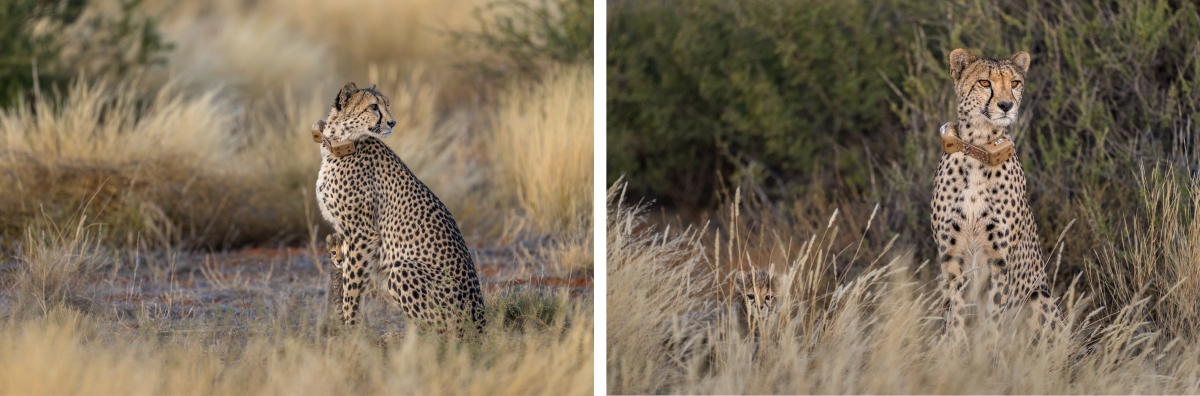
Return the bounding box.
[0,0,171,107]
[11,214,106,316]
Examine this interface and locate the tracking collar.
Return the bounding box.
[939,122,1015,166]
[311,119,355,158]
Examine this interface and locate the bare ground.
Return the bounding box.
[0,236,592,336]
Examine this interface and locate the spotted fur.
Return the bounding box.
[316,82,485,336]
[931,49,1062,337]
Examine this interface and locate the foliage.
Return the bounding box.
[457,0,594,79]
[0,0,87,105]
[0,0,170,107]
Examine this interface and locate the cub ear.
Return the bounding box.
[949,48,976,81]
[335,82,357,111]
[734,271,748,290]
[1010,51,1031,74]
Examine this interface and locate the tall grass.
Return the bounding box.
[607,179,1200,394]
[1089,164,1200,342]
[492,66,594,233]
[0,302,592,395]
[9,216,108,316]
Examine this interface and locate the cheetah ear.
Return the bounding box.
[949,48,976,81]
[335,82,357,111]
[1010,51,1031,74]
[734,271,748,291]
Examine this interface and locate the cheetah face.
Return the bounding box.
[323,82,397,143]
[734,269,777,320]
[949,48,1030,128]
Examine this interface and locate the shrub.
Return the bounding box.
[456,0,594,80]
[0,0,169,107]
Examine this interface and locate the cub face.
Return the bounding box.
[949,48,1030,128]
[323,82,397,142]
[734,269,778,321]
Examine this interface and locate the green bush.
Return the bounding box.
[609,0,954,207]
[609,0,1200,334]
[457,0,593,80]
[0,0,169,107]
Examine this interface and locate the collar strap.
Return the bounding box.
[939,122,1015,166]
[311,119,355,158]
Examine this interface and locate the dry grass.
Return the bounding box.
[0,301,592,395]
[1090,164,1200,343]
[8,216,108,316]
[0,307,592,393]
[492,66,594,234]
[607,176,1200,394]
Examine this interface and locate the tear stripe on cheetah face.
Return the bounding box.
[315,84,485,337]
[933,49,1063,338]
[949,48,1029,144]
[321,82,397,146]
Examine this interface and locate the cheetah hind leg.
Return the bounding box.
[384,261,483,339]
[940,256,968,341]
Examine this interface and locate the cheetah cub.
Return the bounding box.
[932,48,1062,338]
[732,269,780,338]
[316,82,485,336]
[663,269,781,369]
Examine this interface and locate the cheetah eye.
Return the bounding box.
[763,295,773,303]
[370,104,379,111]
[1011,80,1021,88]
[746,294,756,301]
[979,80,991,87]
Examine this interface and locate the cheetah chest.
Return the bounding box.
[316,156,376,235]
[933,154,1025,260]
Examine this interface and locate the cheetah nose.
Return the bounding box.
[998,101,1013,112]
[387,119,396,128]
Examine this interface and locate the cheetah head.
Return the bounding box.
[322,82,397,143]
[733,269,778,323]
[949,48,1030,128]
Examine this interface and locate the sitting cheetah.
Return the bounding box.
[931,48,1062,337]
[315,82,485,336]
[663,269,780,370]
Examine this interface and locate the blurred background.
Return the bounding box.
[608,0,1200,325]
[0,0,594,254]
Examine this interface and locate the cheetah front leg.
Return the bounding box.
[338,230,380,326]
[940,254,969,339]
[1024,287,1064,333]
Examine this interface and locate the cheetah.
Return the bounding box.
[315,82,485,336]
[931,48,1063,338]
[662,269,780,370]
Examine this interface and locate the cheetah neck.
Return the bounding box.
[955,118,1009,146]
